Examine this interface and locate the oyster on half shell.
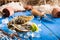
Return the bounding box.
[7,16,34,32]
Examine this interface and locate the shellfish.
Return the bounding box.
[7,16,34,32]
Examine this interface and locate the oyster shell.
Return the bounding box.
[14,24,31,32]
[8,16,34,32]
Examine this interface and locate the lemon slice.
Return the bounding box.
[31,23,38,32]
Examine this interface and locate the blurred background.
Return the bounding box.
[0,0,60,6]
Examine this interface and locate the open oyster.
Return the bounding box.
[8,16,34,32]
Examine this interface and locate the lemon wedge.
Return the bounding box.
[31,23,38,32]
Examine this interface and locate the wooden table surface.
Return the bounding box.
[0,10,60,40]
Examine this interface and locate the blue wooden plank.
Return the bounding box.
[53,18,60,24]
[41,14,60,39]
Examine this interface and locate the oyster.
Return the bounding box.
[8,16,34,32]
[12,15,34,24]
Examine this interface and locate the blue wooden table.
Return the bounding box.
[0,11,60,40]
